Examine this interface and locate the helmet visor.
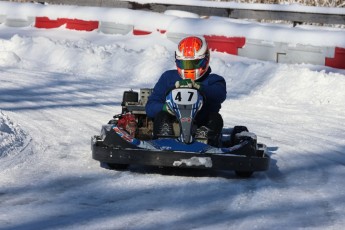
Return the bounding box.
[175,58,207,70]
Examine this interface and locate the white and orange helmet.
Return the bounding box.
[175,36,210,81]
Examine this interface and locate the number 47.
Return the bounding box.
[175,91,194,102]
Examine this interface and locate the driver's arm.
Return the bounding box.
[146,72,175,118]
[199,75,227,105]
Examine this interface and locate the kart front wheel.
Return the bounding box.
[235,171,253,178]
[106,163,129,170]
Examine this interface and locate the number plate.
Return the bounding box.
[171,88,198,105]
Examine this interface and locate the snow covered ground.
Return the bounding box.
[1,15,345,230]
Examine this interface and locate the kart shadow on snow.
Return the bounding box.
[1,152,343,230]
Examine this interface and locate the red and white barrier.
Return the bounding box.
[35,17,99,31]
[99,21,133,35]
[4,16,34,27]
[326,47,345,69]
[0,3,344,70]
[238,39,337,66]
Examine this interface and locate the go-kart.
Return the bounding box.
[91,87,270,177]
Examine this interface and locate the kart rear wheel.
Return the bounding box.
[235,171,254,178]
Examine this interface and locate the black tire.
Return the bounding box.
[235,171,254,178]
[106,163,129,170]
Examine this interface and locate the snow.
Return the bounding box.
[0,111,30,158]
[1,2,345,230]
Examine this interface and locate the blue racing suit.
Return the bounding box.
[146,67,227,126]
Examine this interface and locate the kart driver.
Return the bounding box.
[145,36,227,146]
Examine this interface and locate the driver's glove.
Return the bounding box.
[175,79,201,90]
[175,79,193,88]
[162,103,174,115]
[192,81,201,90]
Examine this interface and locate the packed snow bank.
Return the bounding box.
[0,111,29,157]
[0,32,175,83]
